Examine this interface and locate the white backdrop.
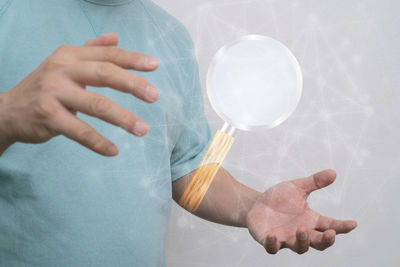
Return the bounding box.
[152,0,400,266]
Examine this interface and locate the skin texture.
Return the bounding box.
[0,33,159,157]
[172,168,357,254]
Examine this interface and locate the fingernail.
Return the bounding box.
[146,56,159,68]
[145,85,159,102]
[132,121,149,136]
[300,232,308,241]
[106,144,118,156]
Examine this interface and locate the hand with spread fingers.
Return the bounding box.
[0,33,160,157]
[246,169,357,254]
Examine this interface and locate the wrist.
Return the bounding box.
[238,187,262,228]
[0,91,14,155]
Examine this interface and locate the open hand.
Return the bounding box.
[0,33,159,156]
[246,170,357,254]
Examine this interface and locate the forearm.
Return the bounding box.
[0,141,12,156]
[172,166,261,228]
[0,91,14,156]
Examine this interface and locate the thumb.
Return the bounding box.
[292,169,337,194]
[84,33,119,46]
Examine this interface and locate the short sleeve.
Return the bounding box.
[169,40,212,182]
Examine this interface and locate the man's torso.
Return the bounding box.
[0,0,195,266]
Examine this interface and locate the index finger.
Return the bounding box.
[84,33,119,46]
[310,230,336,251]
[73,46,159,71]
[316,215,358,234]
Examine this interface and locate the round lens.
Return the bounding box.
[207,35,302,131]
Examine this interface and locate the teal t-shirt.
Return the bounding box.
[0,0,211,266]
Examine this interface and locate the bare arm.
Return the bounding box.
[172,166,261,227]
[0,91,13,155]
[172,167,357,254]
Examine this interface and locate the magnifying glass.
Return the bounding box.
[179,35,303,212]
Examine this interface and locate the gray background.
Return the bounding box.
[153,0,400,266]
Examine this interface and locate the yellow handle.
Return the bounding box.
[178,130,235,212]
